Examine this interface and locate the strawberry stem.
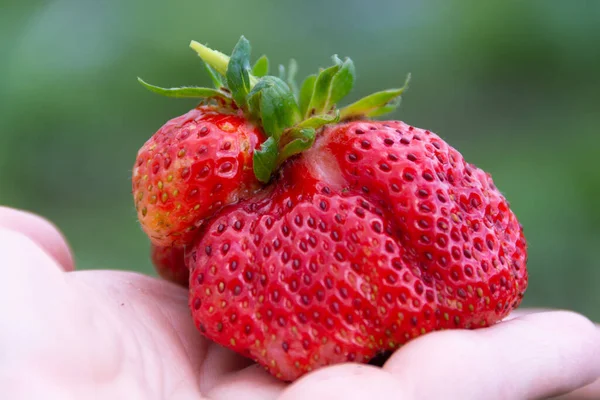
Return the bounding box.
[144,37,410,183]
[190,40,259,87]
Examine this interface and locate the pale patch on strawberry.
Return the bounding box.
[301,137,347,191]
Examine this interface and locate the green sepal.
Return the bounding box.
[253,136,278,183]
[299,74,316,117]
[339,74,410,120]
[305,57,355,117]
[203,61,225,89]
[247,76,301,140]
[305,64,339,116]
[286,59,299,98]
[252,55,269,77]
[277,128,315,164]
[278,64,286,81]
[277,59,299,97]
[332,54,343,65]
[367,97,401,118]
[146,37,413,184]
[226,36,253,110]
[137,78,230,101]
[327,57,355,109]
[296,110,340,129]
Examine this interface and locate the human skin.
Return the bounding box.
[0,206,598,400]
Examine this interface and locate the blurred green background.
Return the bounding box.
[1,1,598,319]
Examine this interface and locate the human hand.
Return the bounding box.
[1,206,598,400]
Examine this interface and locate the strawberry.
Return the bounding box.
[151,244,189,287]
[187,126,526,380]
[132,106,265,248]
[134,36,528,381]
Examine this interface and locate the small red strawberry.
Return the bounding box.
[151,244,189,287]
[134,37,528,382]
[133,106,265,247]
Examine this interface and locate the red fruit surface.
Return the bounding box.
[151,244,189,287]
[186,120,527,381]
[132,105,265,247]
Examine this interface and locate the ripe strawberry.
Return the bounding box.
[187,124,526,380]
[151,244,189,287]
[134,36,528,382]
[133,106,265,247]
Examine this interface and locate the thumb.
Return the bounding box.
[0,206,74,271]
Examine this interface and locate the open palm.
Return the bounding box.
[1,206,599,400]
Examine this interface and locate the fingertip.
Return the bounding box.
[205,364,285,400]
[383,311,600,400]
[383,329,488,398]
[278,364,405,400]
[0,207,74,271]
[493,311,600,398]
[554,376,600,399]
[508,311,600,388]
[0,228,69,302]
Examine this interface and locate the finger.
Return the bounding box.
[553,377,600,399]
[277,364,404,400]
[384,311,600,400]
[553,323,600,400]
[198,343,255,392]
[0,207,74,271]
[206,364,286,400]
[509,310,600,400]
[504,307,552,320]
[0,228,81,359]
[0,228,69,307]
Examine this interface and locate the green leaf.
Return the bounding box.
[137,78,228,100]
[302,57,355,117]
[306,64,340,116]
[328,57,355,107]
[339,74,410,120]
[253,137,278,183]
[247,76,301,140]
[190,40,230,77]
[246,85,263,123]
[339,89,403,119]
[276,60,299,97]
[296,111,340,129]
[252,55,269,77]
[299,74,316,117]
[366,97,402,118]
[203,61,224,89]
[226,36,253,109]
[246,83,263,123]
[278,128,316,164]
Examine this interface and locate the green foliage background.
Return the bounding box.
[1,1,599,320]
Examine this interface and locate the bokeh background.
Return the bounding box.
[1,1,599,320]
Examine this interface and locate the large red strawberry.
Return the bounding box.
[187,123,527,380]
[134,37,528,382]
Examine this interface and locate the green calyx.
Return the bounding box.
[138,36,410,183]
